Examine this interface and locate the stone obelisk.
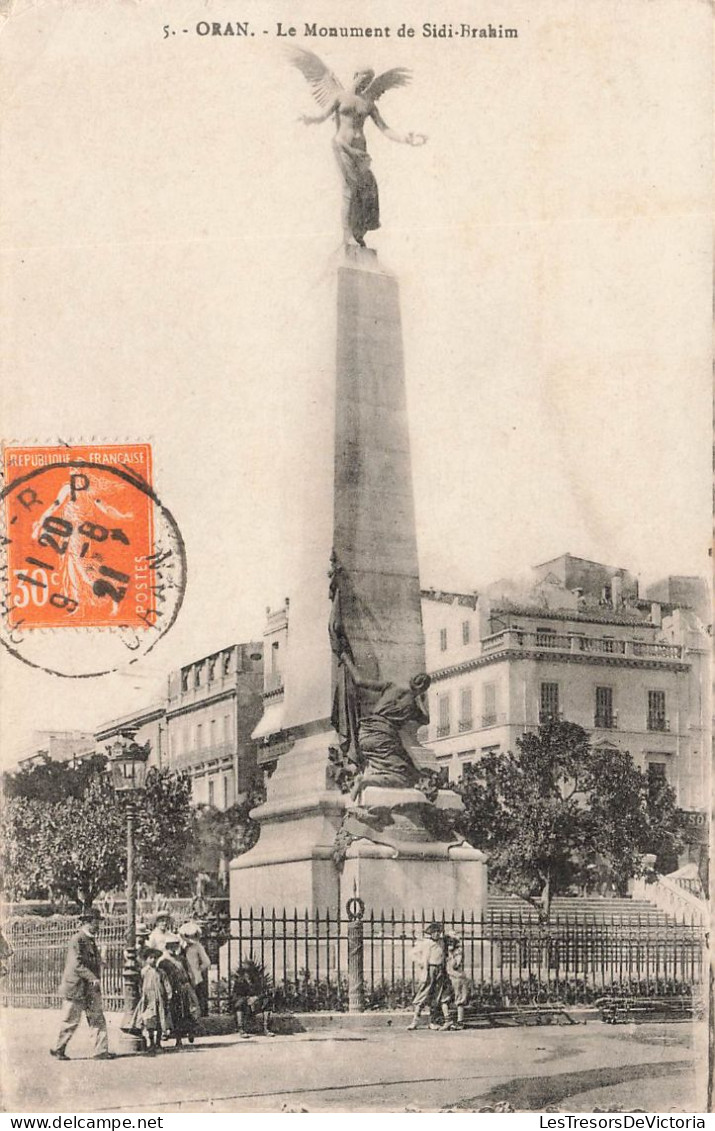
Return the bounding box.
[231,249,486,915]
[231,249,428,912]
[230,54,486,915]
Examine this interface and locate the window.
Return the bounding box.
[208,778,215,807]
[647,690,667,731]
[224,713,232,743]
[437,695,450,737]
[196,722,203,749]
[647,761,667,788]
[482,682,497,727]
[458,687,473,731]
[210,717,217,751]
[595,686,614,729]
[180,668,189,693]
[439,628,448,652]
[223,651,232,677]
[462,620,471,645]
[208,656,216,682]
[223,775,230,809]
[193,663,202,690]
[540,682,559,723]
[271,641,280,672]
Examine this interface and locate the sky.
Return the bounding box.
[0,0,711,764]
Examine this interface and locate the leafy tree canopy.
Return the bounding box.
[456,721,684,918]
[1,757,193,908]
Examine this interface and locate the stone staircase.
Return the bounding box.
[486,891,679,926]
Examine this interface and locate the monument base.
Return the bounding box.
[230,730,347,914]
[341,837,488,918]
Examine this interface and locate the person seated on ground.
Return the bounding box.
[158,935,201,1048]
[407,922,454,1031]
[231,960,275,1038]
[178,921,211,1017]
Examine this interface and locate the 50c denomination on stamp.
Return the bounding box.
[0,443,186,678]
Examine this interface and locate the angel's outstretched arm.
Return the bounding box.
[299,102,337,126]
[369,106,426,146]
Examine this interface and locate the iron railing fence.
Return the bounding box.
[1,908,706,1014]
[1,915,127,1011]
[211,907,706,1014]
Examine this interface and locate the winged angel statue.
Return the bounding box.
[290,48,427,247]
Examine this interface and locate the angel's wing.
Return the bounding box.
[288,47,343,108]
[364,68,412,104]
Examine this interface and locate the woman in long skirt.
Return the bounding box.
[158,936,200,1047]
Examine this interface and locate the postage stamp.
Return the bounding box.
[0,443,186,677]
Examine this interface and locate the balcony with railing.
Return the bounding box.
[171,740,235,771]
[436,724,450,738]
[478,629,682,663]
[647,715,670,732]
[458,718,473,733]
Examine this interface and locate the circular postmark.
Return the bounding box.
[0,448,186,678]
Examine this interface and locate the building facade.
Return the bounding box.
[15,730,97,771]
[95,705,167,770]
[164,642,264,807]
[94,641,264,810]
[422,555,710,819]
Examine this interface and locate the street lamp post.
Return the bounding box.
[108,733,150,1055]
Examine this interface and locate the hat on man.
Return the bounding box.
[79,907,103,923]
[178,920,202,939]
[153,910,171,923]
[163,933,182,948]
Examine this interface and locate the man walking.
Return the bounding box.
[51,907,114,1061]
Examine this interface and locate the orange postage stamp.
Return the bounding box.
[2,443,155,630]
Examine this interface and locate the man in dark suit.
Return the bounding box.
[50,907,114,1060]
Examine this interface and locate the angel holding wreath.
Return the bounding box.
[290,48,427,247]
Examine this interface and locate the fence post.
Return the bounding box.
[346,896,365,1013]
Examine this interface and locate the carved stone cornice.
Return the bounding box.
[429,648,690,683]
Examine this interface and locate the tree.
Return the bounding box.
[134,767,193,893]
[1,759,193,908]
[4,753,109,803]
[183,780,265,892]
[456,720,684,919]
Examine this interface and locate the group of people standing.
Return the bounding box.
[129,912,210,1052]
[408,922,470,1031]
[50,907,211,1061]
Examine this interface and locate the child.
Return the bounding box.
[231,960,275,1038]
[444,931,470,1029]
[137,947,173,1053]
[178,921,211,1017]
[407,922,453,1031]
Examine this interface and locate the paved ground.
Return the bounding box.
[0,1009,708,1114]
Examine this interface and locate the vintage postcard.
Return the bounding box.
[0,0,711,1118]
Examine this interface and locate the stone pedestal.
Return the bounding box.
[341,839,488,918]
[231,731,346,913]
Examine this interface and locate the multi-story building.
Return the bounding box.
[95,704,167,768]
[94,641,264,809]
[15,730,97,771]
[164,641,264,807]
[422,555,710,820]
